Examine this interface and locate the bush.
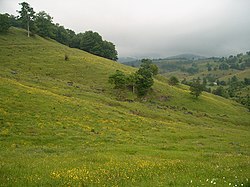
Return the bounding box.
[190,79,203,98]
[64,54,69,61]
[169,76,179,86]
[108,70,127,89]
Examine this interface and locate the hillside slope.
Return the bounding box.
[0,28,249,186]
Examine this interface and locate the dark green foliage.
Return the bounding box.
[109,70,127,89]
[102,40,118,61]
[9,15,20,28]
[17,2,36,37]
[64,54,69,61]
[244,78,250,85]
[181,78,188,85]
[140,59,159,76]
[35,11,54,38]
[135,68,154,97]
[109,59,156,97]
[189,79,203,98]
[72,31,118,61]
[169,76,179,86]
[78,31,103,54]
[219,62,229,70]
[52,24,70,45]
[212,86,228,98]
[206,63,212,71]
[0,14,11,33]
[186,66,199,74]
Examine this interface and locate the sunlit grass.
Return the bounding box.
[0,28,249,186]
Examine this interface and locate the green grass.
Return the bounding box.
[0,27,249,186]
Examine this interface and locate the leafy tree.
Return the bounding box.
[244,78,250,85]
[52,24,70,45]
[181,78,188,85]
[186,67,199,74]
[17,2,36,37]
[76,31,118,60]
[109,70,127,89]
[102,40,118,61]
[206,63,212,71]
[190,79,203,98]
[35,11,54,38]
[9,14,20,27]
[0,14,11,33]
[169,76,179,86]
[79,31,103,55]
[127,73,137,93]
[134,59,155,97]
[140,59,158,76]
[202,77,207,85]
[212,86,228,98]
[219,62,229,70]
[135,68,153,97]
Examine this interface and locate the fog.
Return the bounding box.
[1,0,250,58]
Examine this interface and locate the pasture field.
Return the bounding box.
[0,28,249,186]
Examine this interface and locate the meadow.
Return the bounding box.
[0,28,249,186]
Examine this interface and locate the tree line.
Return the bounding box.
[0,2,118,61]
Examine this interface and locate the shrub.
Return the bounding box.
[169,76,179,86]
[64,54,69,61]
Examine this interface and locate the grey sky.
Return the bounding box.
[1,0,250,58]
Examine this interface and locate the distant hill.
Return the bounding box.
[0,27,249,186]
[118,56,138,63]
[166,53,207,60]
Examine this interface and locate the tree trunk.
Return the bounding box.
[27,17,30,37]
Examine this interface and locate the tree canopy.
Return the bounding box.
[109,59,158,97]
[35,11,54,38]
[190,79,203,98]
[0,14,11,33]
[10,2,118,60]
[17,2,36,37]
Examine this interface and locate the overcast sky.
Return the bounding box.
[1,0,250,58]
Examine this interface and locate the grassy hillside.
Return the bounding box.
[0,28,249,186]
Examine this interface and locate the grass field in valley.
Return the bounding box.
[0,28,249,186]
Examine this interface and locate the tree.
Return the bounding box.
[52,24,70,45]
[135,68,153,97]
[134,59,155,97]
[212,86,228,98]
[0,14,11,33]
[77,31,118,60]
[35,11,54,38]
[219,62,229,70]
[17,2,36,37]
[206,63,212,71]
[79,31,103,55]
[102,40,118,61]
[169,76,179,86]
[140,59,158,76]
[9,14,20,28]
[108,70,127,89]
[190,79,203,98]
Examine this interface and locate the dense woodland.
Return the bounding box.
[0,2,118,61]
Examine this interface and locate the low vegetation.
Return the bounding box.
[0,27,249,186]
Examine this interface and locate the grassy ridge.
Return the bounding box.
[0,28,249,186]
